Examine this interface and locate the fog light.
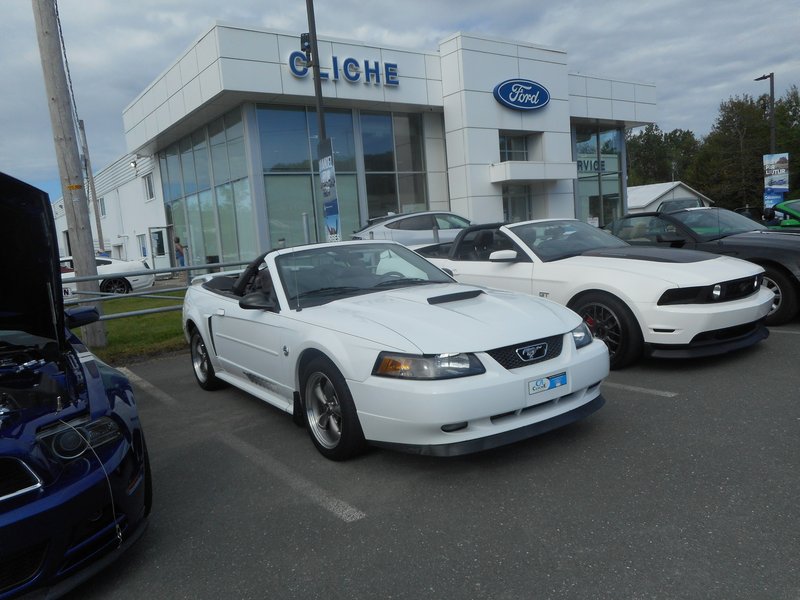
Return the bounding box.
[441,422,468,432]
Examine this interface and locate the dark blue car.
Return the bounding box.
[0,173,151,599]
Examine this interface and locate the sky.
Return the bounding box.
[2,0,798,202]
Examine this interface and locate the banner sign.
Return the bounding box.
[764,153,789,193]
[318,138,340,242]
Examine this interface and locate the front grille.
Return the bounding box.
[0,542,47,595]
[486,334,563,370]
[0,457,42,502]
[691,321,762,345]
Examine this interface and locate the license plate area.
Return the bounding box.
[527,372,567,396]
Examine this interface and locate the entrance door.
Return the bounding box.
[149,227,171,271]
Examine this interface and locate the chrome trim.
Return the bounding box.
[0,458,43,502]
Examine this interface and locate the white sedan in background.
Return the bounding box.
[61,256,155,295]
[417,220,773,369]
[182,241,609,460]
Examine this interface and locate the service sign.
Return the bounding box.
[493,79,550,111]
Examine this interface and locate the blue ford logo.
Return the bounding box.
[493,79,550,111]
[516,342,548,362]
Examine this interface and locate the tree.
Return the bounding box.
[684,95,767,210]
[775,85,800,199]
[626,125,699,186]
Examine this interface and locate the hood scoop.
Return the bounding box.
[427,289,484,305]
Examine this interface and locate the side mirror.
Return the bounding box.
[239,291,278,312]
[441,267,454,277]
[65,306,100,328]
[489,249,518,263]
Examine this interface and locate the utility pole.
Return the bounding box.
[32,0,106,346]
[79,119,104,253]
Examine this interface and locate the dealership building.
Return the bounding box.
[57,23,656,268]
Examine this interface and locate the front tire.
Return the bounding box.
[301,357,365,460]
[570,292,643,369]
[762,266,798,325]
[190,329,225,390]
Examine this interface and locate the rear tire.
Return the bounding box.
[190,329,226,390]
[101,278,131,294]
[762,266,798,325]
[301,357,365,460]
[569,292,643,369]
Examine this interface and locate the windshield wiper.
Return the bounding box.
[371,278,439,288]
[295,286,362,299]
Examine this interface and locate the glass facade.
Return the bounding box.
[257,106,427,247]
[159,109,256,265]
[574,124,625,227]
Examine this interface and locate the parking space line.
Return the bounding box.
[602,381,678,398]
[219,434,367,523]
[119,367,179,406]
[768,328,800,335]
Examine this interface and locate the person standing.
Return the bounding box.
[174,236,185,266]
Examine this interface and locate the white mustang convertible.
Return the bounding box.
[182,241,609,460]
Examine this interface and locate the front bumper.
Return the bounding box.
[349,334,609,454]
[639,286,773,348]
[0,438,149,600]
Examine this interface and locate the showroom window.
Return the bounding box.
[574,125,624,227]
[502,184,531,222]
[257,105,359,247]
[159,108,256,266]
[361,111,427,219]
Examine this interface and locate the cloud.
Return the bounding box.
[3,0,798,197]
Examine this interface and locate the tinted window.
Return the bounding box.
[387,215,432,230]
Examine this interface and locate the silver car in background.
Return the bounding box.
[352,211,470,245]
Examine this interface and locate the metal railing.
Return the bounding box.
[64,260,249,321]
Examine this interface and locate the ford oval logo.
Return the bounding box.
[493,79,550,111]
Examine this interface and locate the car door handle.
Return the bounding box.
[216,308,225,316]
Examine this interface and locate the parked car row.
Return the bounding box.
[4,170,798,597]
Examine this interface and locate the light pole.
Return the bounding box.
[754,72,775,154]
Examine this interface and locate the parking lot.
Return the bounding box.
[65,323,799,600]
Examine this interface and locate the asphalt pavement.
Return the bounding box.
[63,322,800,600]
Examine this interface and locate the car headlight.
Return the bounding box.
[658,274,762,305]
[40,416,122,461]
[571,322,594,349]
[372,352,485,379]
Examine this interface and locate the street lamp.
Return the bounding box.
[754,72,775,154]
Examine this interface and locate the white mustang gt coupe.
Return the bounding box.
[182,241,609,460]
[416,220,774,369]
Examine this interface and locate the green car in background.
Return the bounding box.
[735,199,800,229]
[768,199,800,228]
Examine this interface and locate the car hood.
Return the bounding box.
[294,283,581,353]
[1,172,65,348]
[714,229,800,248]
[562,247,762,287]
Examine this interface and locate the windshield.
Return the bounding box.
[275,243,453,308]
[779,200,800,218]
[669,208,766,240]
[508,220,628,261]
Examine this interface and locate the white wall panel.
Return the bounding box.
[195,30,219,71]
[461,50,517,91]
